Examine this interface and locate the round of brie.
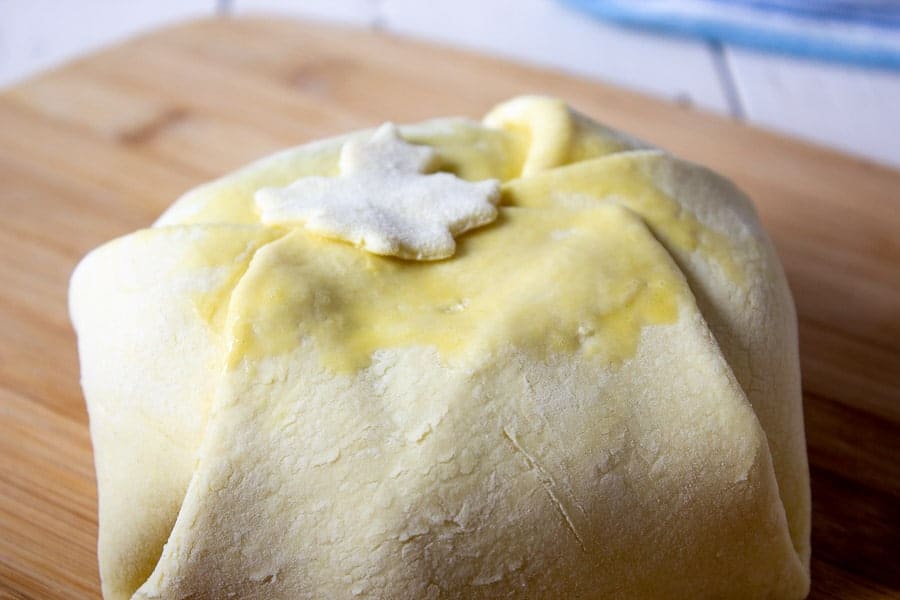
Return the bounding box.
[70,96,810,599]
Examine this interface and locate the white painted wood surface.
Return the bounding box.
[1,0,897,168]
[726,47,900,168]
[0,0,215,84]
[377,0,730,113]
[230,0,377,26]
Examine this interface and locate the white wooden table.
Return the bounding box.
[1,0,898,168]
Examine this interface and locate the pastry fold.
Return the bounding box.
[70,96,810,599]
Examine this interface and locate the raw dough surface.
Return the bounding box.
[70,96,810,599]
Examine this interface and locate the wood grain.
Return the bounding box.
[0,17,898,599]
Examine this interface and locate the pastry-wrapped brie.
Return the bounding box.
[70,96,810,599]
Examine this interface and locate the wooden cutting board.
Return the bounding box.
[0,17,897,599]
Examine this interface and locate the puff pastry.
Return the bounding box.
[70,96,810,599]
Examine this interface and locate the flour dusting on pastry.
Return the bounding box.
[70,97,811,600]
